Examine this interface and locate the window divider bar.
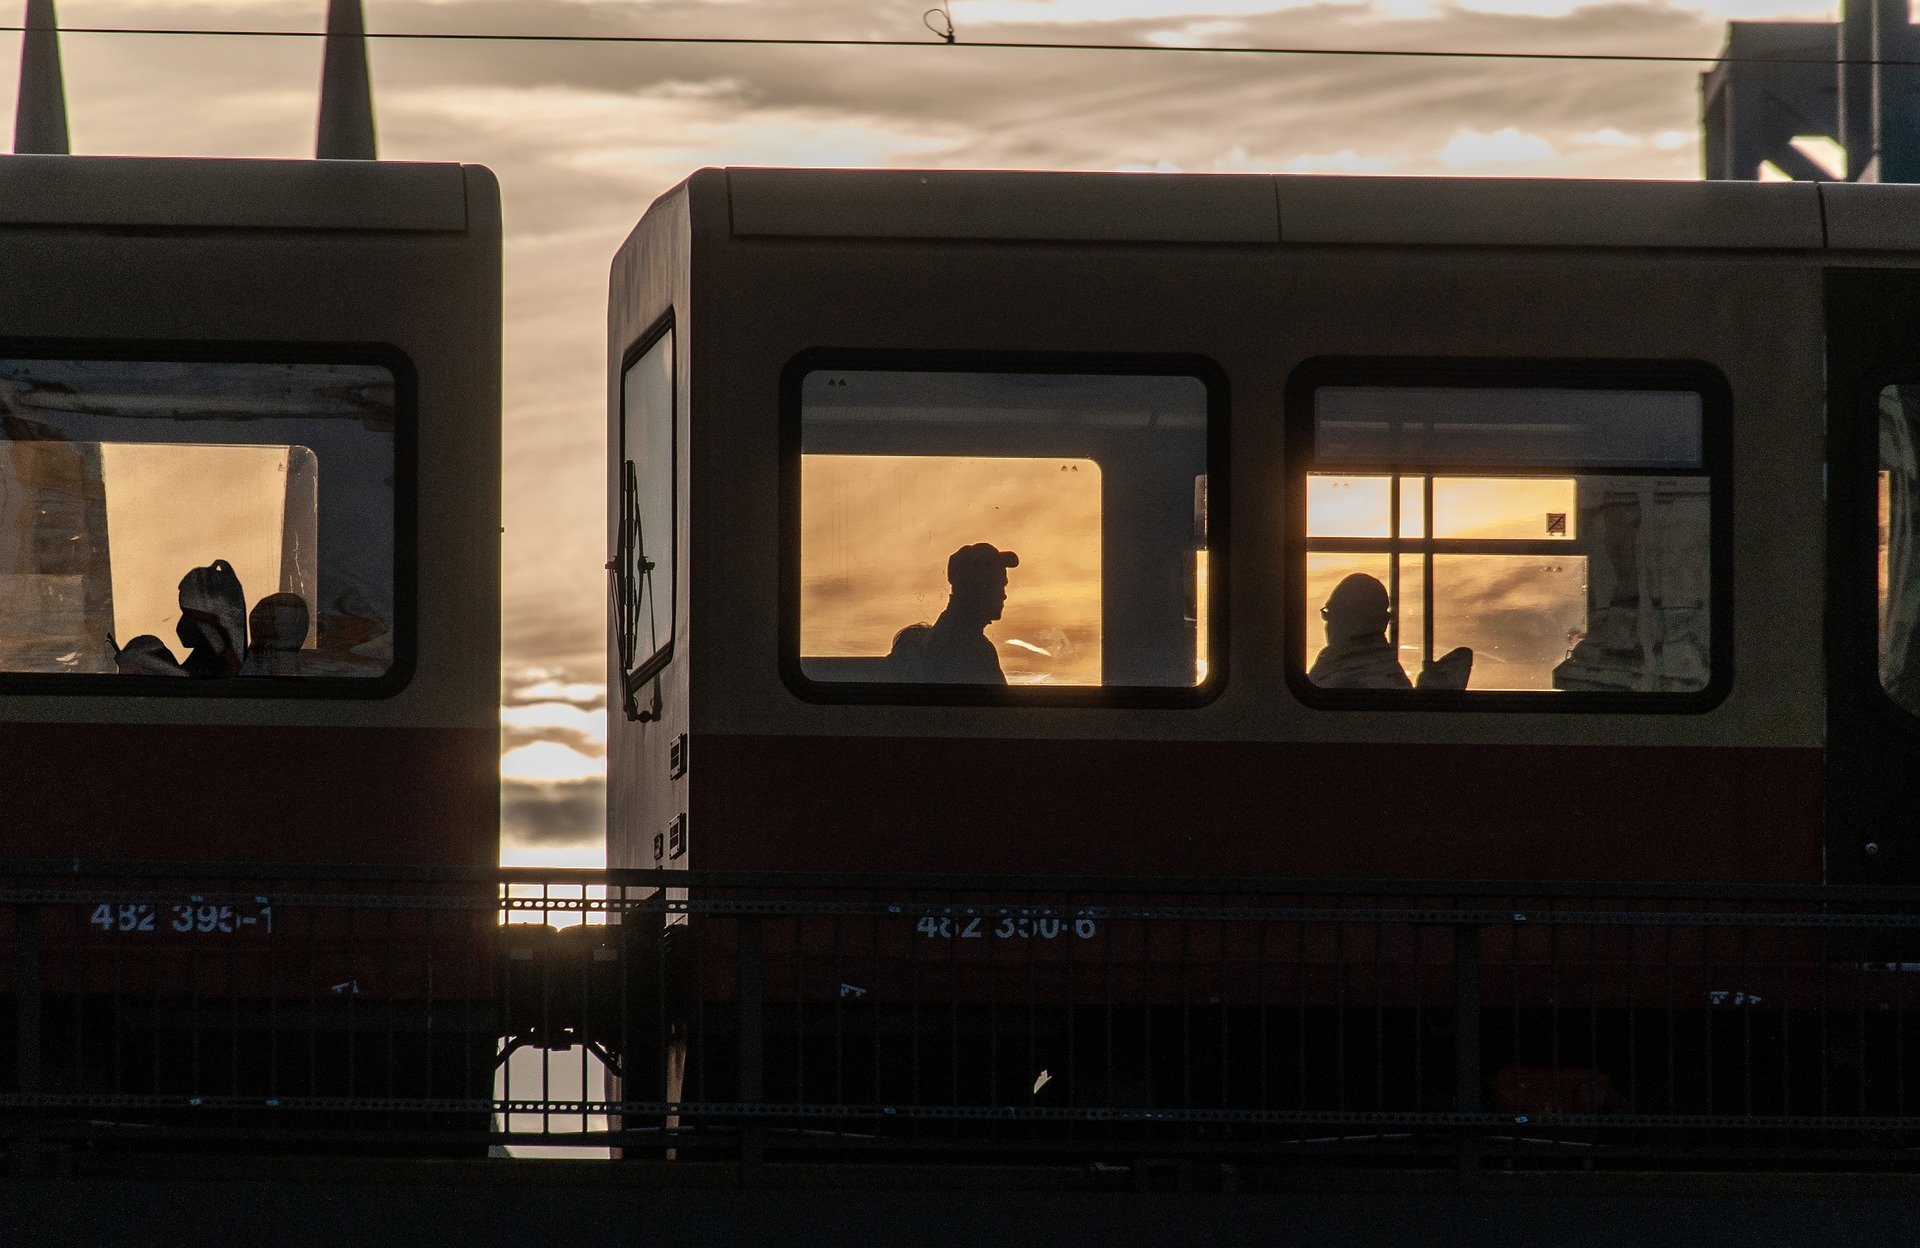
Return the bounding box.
[1387,474,1402,655]
[1423,475,1436,672]
[1306,538,1578,558]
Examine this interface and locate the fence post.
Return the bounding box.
[1453,920,1482,1193]
[13,901,43,1173]
[737,912,764,1185]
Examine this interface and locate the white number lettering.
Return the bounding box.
[1075,917,1098,939]
[90,904,112,932]
[961,916,982,938]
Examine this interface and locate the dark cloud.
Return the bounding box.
[503,777,604,846]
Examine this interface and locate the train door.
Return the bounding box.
[1825,268,1920,884]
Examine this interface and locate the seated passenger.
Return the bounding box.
[886,622,933,680]
[1308,573,1410,690]
[114,634,187,676]
[1417,645,1474,691]
[175,559,248,678]
[895,543,1020,685]
[241,591,310,676]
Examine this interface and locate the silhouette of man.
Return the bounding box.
[920,542,1019,684]
[1308,572,1410,690]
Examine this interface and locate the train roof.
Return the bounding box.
[0,153,486,233]
[686,166,1920,253]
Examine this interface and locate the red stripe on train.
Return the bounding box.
[0,723,498,867]
[693,736,1824,883]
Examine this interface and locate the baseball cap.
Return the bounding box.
[947,542,1019,585]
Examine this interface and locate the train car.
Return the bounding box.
[0,154,500,867]
[607,167,1920,889]
[0,154,502,1141]
[599,170,1920,1140]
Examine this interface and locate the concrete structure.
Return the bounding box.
[1703,0,1919,182]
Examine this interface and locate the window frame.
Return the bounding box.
[0,337,417,700]
[614,314,678,719]
[1284,355,1733,713]
[1863,374,1920,733]
[778,348,1230,709]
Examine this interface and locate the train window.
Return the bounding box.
[1296,369,1720,702]
[615,324,675,707]
[790,362,1217,700]
[1881,385,1920,713]
[0,356,401,689]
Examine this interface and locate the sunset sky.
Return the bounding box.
[0,0,1837,864]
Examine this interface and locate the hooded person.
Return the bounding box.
[113,633,187,676]
[1308,573,1411,690]
[175,559,248,678]
[916,542,1018,685]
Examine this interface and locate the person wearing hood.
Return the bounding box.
[175,559,248,678]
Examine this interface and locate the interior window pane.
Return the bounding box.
[1317,386,1703,470]
[799,369,1209,690]
[1882,386,1920,711]
[1430,554,1588,691]
[1306,475,1392,538]
[1432,477,1577,541]
[621,329,674,674]
[0,359,395,682]
[99,444,318,666]
[1399,477,1426,538]
[802,455,1102,686]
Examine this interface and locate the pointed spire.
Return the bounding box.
[15,0,70,155]
[316,0,376,160]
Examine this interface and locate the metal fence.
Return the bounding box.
[8,863,1920,1175]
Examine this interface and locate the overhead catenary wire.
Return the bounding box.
[0,23,1911,70]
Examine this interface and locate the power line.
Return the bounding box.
[0,23,1905,70]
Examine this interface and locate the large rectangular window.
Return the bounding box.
[0,354,403,690]
[1293,364,1724,704]
[788,358,1220,702]
[614,323,674,718]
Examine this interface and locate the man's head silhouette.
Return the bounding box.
[1322,572,1391,644]
[946,543,1018,625]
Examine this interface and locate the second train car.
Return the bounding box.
[607,167,1920,889]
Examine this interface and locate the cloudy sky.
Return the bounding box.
[4,0,1840,863]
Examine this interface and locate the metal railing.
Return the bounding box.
[8,863,1920,1177]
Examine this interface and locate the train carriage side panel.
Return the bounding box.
[606,170,716,874]
[0,155,501,869]
[663,170,1835,885]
